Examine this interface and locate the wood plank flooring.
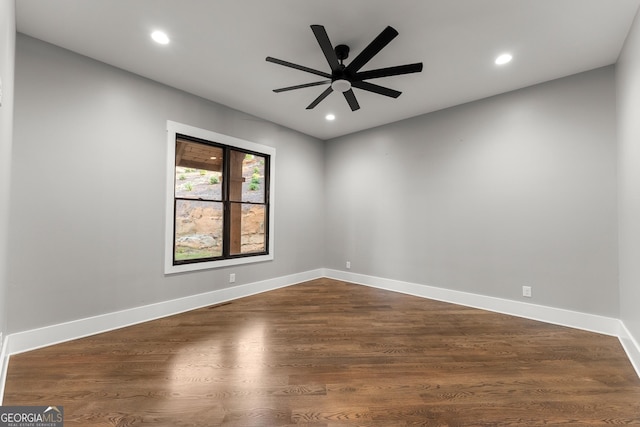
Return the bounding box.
[4,278,640,426]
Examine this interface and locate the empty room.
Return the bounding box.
[1,0,640,425]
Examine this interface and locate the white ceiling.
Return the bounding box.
[15,0,640,140]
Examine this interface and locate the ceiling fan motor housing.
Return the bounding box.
[335,44,350,61]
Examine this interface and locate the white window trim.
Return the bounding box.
[164,120,275,274]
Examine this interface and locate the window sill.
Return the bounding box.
[164,253,274,275]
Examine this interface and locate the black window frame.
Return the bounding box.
[172,133,271,267]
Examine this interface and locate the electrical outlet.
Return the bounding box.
[229,273,236,283]
[346,261,351,269]
[522,286,532,298]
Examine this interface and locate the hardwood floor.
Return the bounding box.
[4,278,640,426]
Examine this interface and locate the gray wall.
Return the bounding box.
[0,0,16,343]
[8,35,325,334]
[7,30,627,335]
[617,10,640,343]
[325,67,618,317]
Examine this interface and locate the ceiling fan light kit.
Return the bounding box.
[266,25,423,111]
[331,79,351,93]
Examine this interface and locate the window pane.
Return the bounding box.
[229,150,266,203]
[229,203,266,255]
[175,200,223,261]
[175,139,223,200]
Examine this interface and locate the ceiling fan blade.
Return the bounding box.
[266,56,331,78]
[354,63,423,81]
[306,86,333,109]
[310,25,340,72]
[351,80,402,98]
[343,89,360,111]
[346,26,398,73]
[273,80,331,93]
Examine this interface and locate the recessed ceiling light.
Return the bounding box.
[495,53,513,65]
[151,30,170,45]
[325,114,336,121]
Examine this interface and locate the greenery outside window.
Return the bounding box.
[165,121,275,274]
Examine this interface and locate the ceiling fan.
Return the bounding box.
[266,25,423,111]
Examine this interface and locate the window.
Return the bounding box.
[165,121,275,274]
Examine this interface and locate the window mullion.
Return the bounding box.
[222,146,231,258]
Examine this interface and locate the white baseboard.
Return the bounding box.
[325,269,640,379]
[5,269,324,356]
[619,322,640,378]
[325,269,621,336]
[2,267,639,402]
[0,335,7,403]
[0,268,324,401]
